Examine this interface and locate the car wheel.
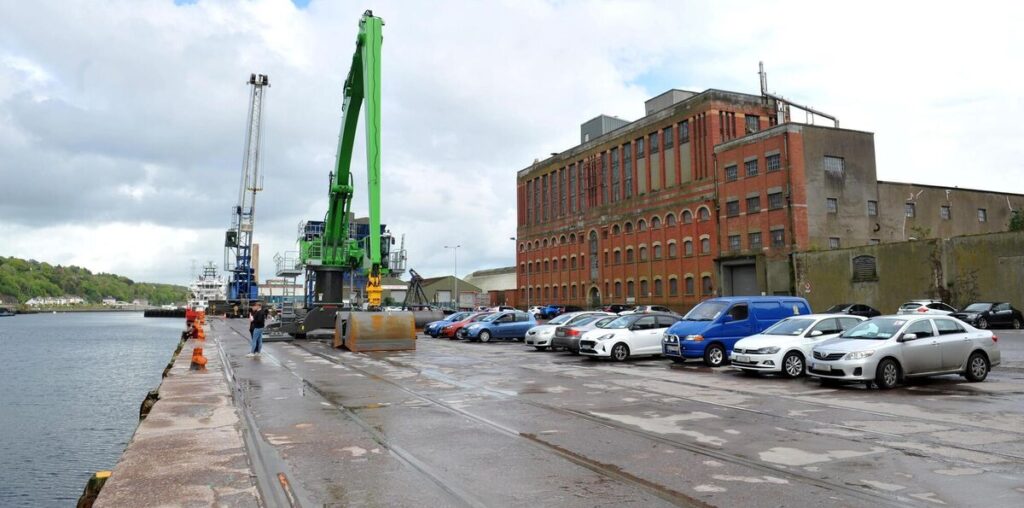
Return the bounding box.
[875,358,901,389]
[534,346,548,351]
[703,344,726,367]
[965,352,989,382]
[781,351,805,378]
[479,330,492,343]
[977,317,988,329]
[1013,317,1021,330]
[610,343,630,362]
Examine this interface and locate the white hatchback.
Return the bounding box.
[578,313,681,361]
[730,314,866,377]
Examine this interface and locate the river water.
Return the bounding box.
[0,312,182,507]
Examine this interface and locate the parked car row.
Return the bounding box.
[426,295,1004,390]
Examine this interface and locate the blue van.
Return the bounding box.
[662,296,812,367]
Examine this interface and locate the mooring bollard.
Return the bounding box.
[190,346,207,371]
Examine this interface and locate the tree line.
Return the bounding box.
[0,256,187,306]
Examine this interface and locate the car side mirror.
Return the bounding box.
[809,330,823,337]
[899,333,918,342]
[721,315,734,323]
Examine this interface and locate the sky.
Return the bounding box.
[1,0,1022,286]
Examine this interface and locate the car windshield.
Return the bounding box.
[469,313,492,322]
[899,302,923,310]
[964,303,992,312]
[548,313,575,325]
[571,315,601,326]
[449,312,469,321]
[595,316,617,328]
[481,313,508,322]
[683,301,728,321]
[603,315,639,329]
[763,318,817,336]
[840,318,906,340]
[824,304,848,313]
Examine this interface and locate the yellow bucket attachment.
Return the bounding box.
[334,311,416,352]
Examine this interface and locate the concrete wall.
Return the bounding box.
[801,126,878,250]
[877,182,1024,242]
[793,231,1024,313]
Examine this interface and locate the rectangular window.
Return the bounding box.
[867,200,878,216]
[623,143,633,198]
[745,115,759,133]
[524,179,531,225]
[766,154,781,172]
[541,174,549,221]
[725,165,738,181]
[664,125,674,149]
[679,120,689,143]
[559,168,566,216]
[576,161,585,212]
[768,192,784,209]
[827,197,838,214]
[940,205,950,220]
[829,237,841,249]
[726,200,740,217]
[636,137,645,158]
[568,163,576,213]
[824,156,845,174]
[746,196,761,213]
[533,178,541,224]
[728,234,741,252]
[771,228,785,248]
[744,159,758,177]
[649,132,659,154]
[978,208,987,222]
[905,202,916,218]
[748,232,762,250]
[600,152,609,204]
[610,148,620,203]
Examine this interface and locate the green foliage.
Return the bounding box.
[0,256,187,305]
[1009,210,1024,232]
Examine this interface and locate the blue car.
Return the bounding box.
[463,311,537,342]
[663,296,812,367]
[424,312,471,338]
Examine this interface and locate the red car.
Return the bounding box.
[440,312,493,339]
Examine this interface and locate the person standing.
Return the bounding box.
[247,302,268,357]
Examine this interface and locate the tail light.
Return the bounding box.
[992,334,999,343]
[917,307,929,313]
[568,329,581,336]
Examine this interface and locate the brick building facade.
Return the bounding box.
[515,87,1024,312]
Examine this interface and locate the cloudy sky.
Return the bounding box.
[1,0,1022,285]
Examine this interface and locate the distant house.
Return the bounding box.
[26,296,85,306]
[102,297,117,306]
[131,298,149,306]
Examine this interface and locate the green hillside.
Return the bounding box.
[0,256,187,306]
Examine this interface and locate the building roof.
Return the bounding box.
[464,266,517,292]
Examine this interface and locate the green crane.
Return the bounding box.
[295,10,414,350]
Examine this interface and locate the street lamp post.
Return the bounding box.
[444,245,460,310]
[511,237,529,310]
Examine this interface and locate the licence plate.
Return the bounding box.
[736,355,750,363]
[665,345,679,354]
[815,363,830,372]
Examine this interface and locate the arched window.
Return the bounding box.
[552,258,558,271]
[653,244,662,259]
[543,239,548,248]
[612,224,620,235]
[534,240,540,250]
[571,284,577,299]
[543,286,549,299]
[701,276,713,295]
[684,240,693,256]
[685,277,695,295]
[682,210,693,224]
[561,256,567,270]
[569,233,576,243]
[627,280,635,298]
[637,219,647,231]
[552,286,558,300]
[521,288,526,300]
[614,281,622,297]
[624,222,633,233]
[570,256,577,270]
[640,279,649,297]
[613,250,622,264]
[528,287,534,300]
[544,260,550,271]
[698,207,710,221]
[519,243,525,252]
[639,246,648,261]
[560,235,567,245]
[520,262,525,274]
[589,231,599,280]
[654,279,663,296]
[551,237,558,246]
[626,248,635,263]
[665,213,677,226]
[668,242,677,258]
[669,278,679,296]
[701,238,711,254]
[651,216,661,229]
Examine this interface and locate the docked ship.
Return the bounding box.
[188,262,227,311]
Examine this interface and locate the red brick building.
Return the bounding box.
[515,87,1024,312]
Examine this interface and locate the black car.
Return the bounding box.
[602,304,632,313]
[951,302,1023,329]
[824,303,881,318]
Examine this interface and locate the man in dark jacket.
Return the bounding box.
[248,302,268,357]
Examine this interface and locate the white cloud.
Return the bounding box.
[1,0,1022,286]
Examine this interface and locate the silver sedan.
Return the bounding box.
[807,315,1001,389]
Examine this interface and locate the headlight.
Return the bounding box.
[684,334,704,342]
[756,346,780,354]
[596,333,616,341]
[845,350,875,360]
[663,334,678,343]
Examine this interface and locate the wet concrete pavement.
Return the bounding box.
[215,320,1024,507]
